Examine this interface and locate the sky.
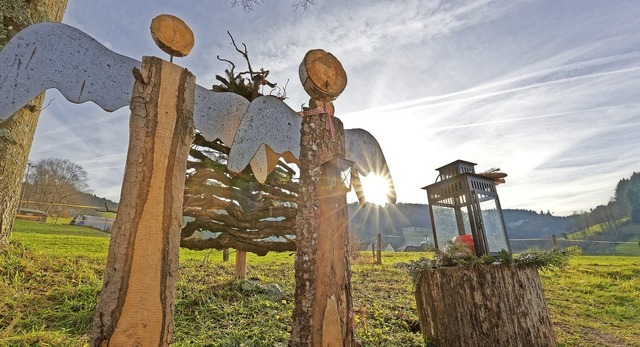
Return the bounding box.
[24,0,640,216]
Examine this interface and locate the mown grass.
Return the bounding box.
[1,220,639,346]
[540,256,640,346]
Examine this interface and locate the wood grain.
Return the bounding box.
[90,56,195,347]
[415,264,557,347]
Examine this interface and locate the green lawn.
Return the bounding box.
[1,220,638,346]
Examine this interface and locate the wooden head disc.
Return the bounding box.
[299,49,347,102]
[150,14,194,57]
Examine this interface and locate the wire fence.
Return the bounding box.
[367,234,640,256]
[509,237,640,256]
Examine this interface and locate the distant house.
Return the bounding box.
[70,214,114,232]
[403,245,425,252]
[16,208,47,223]
[360,242,396,252]
[382,242,395,252]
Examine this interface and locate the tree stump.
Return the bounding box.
[90,56,195,347]
[291,113,354,347]
[415,264,557,347]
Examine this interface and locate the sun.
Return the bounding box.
[360,174,391,206]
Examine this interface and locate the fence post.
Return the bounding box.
[552,234,558,248]
[371,243,375,260]
[376,233,382,265]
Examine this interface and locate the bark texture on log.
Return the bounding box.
[415,264,557,347]
[0,0,68,251]
[291,113,354,347]
[90,56,195,347]
[0,94,43,249]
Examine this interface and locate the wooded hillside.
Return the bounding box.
[347,203,576,250]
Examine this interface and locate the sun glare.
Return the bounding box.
[360,174,391,206]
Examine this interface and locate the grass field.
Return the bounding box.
[1,220,639,346]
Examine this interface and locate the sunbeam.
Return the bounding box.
[360,174,392,206]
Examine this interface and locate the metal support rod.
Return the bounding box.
[18,162,32,212]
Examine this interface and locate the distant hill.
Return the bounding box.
[76,192,118,215]
[502,209,574,238]
[348,203,575,250]
[347,170,640,253]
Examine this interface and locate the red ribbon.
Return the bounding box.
[298,106,336,138]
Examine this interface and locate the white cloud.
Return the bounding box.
[13,0,640,215]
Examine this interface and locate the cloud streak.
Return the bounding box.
[17,0,640,217]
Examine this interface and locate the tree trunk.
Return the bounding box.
[415,264,557,347]
[0,0,68,251]
[90,56,195,347]
[291,113,354,347]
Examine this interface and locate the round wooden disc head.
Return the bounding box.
[150,14,194,57]
[299,49,347,102]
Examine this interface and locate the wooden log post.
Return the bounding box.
[415,264,557,346]
[90,56,195,347]
[291,113,354,347]
[235,250,247,280]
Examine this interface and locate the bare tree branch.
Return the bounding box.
[95,202,117,213]
[293,0,315,11]
[229,0,315,12]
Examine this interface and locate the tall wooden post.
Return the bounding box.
[291,113,354,346]
[90,56,195,346]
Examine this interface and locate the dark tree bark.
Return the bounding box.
[291,113,354,346]
[0,0,68,251]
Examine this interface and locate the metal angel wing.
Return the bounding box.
[227,96,302,182]
[227,96,397,204]
[345,128,397,204]
[0,22,139,120]
[0,22,249,145]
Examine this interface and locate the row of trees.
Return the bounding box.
[19,158,90,216]
[568,172,640,235]
[615,172,640,224]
